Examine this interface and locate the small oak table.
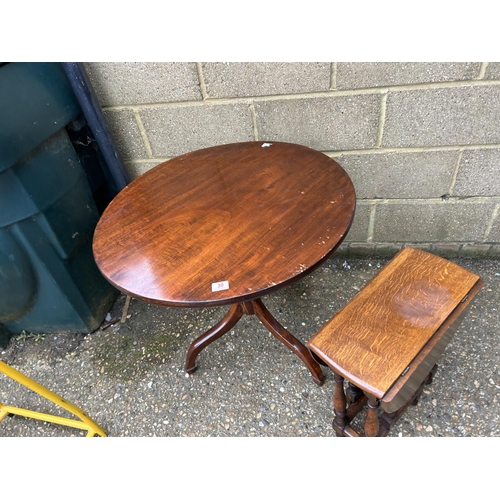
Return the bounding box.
[92,141,356,385]
[307,247,483,436]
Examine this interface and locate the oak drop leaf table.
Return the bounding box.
[92,141,356,385]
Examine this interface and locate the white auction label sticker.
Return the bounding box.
[212,280,229,292]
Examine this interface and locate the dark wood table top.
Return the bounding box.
[92,141,356,308]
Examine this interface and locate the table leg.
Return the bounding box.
[333,373,348,436]
[185,303,243,374]
[364,394,380,437]
[184,298,324,386]
[252,298,324,386]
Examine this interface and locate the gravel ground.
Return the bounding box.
[1,254,499,439]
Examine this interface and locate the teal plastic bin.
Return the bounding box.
[0,62,119,339]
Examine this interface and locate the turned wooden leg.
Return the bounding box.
[346,382,364,404]
[364,394,380,437]
[185,303,243,373]
[333,374,348,436]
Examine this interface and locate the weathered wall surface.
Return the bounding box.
[84,62,500,257]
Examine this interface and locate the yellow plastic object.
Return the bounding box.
[0,360,106,437]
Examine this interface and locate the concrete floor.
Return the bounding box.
[1,254,499,439]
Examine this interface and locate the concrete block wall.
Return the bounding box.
[84,62,500,257]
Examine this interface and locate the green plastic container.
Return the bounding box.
[0,62,119,338]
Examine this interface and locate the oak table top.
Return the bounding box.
[308,247,481,398]
[92,141,356,385]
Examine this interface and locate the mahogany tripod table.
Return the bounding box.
[92,141,356,386]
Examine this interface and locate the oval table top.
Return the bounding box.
[92,141,356,307]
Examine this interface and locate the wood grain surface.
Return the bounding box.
[92,141,356,307]
[381,277,483,412]
[307,247,480,398]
